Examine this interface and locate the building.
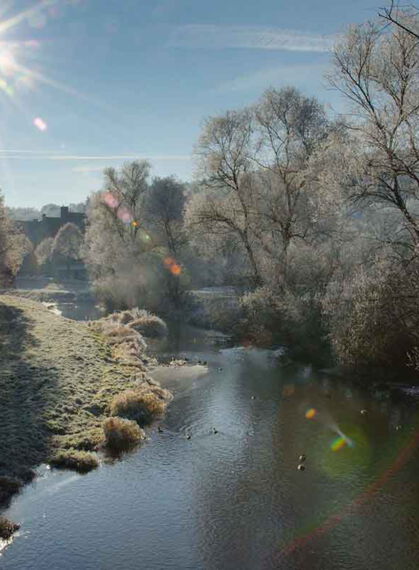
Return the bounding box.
[18,206,86,246]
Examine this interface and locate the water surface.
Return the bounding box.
[2,326,419,569]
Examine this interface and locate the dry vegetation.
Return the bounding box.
[0,295,172,535]
[49,450,100,473]
[110,385,170,426]
[92,307,168,339]
[0,517,20,540]
[103,417,145,451]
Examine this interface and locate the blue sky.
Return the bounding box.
[0,0,384,207]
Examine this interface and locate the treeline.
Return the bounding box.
[185,8,419,374]
[2,7,419,377]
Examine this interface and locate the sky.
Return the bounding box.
[0,0,387,207]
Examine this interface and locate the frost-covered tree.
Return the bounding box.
[84,161,187,312]
[35,237,54,267]
[0,192,30,286]
[330,9,419,245]
[51,223,83,277]
[188,87,334,288]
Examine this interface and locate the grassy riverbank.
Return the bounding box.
[0,295,171,516]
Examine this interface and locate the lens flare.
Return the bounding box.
[117,207,133,224]
[305,408,317,420]
[140,231,151,242]
[33,116,47,131]
[163,256,182,276]
[0,78,13,97]
[102,192,119,209]
[0,2,93,114]
[331,436,348,452]
[131,220,139,228]
[0,48,17,75]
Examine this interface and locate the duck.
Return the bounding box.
[297,464,305,471]
[212,427,218,435]
[298,454,306,462]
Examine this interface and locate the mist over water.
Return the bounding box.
[2,324,419,570]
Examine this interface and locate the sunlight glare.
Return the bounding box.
[33,117,47,131]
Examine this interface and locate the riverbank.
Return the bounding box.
[0,295,172,527]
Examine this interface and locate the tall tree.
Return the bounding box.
[188,87,331,288]
[145,176,186,256]
[191,109,261,286]
[330,10,419,245]
[252,87,329,280]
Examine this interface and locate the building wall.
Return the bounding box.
[18,206,86,246]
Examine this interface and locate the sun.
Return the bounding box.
[0,1,85,107]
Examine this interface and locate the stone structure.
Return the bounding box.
[18,206,86,246]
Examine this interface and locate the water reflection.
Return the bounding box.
[2,326,419,570]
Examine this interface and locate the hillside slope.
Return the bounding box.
[0,295,165,508]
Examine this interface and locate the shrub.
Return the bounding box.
[0,516,20,540]
[49,450,99,473]
[110,386,169,425]
[103,417,145,451]
[323,256,419,371]
[129,311,168,338]
[90,318,148,354]
[238,286,327,359]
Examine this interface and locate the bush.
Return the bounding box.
[0,516,20,540]
[238,286,327,359]
[323,256,419,371]
[129,311,168,338]
[49,450,99,473]
[110,386,169,426]
[103,417,145,451]
[97,308,167,338]
[90,317,148,354]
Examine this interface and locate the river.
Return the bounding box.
[1,322,419,569]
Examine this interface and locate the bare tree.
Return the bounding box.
[145,176,186,256]
[252,87,329,279]
[193,109,262,286]
[330,11,419,244]
[379,1,419,39]
[190,88,331,287]
[102,160,150,242]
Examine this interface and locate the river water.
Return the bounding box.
[2,324,419,569]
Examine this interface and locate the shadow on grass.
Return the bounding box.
[0,301,61,508]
